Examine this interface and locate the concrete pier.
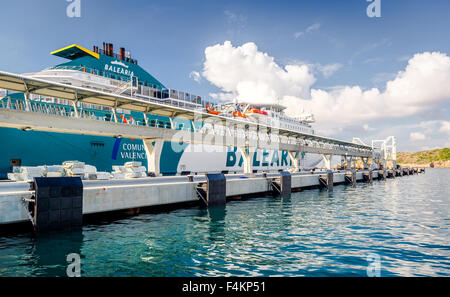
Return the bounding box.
[0,167,424,229]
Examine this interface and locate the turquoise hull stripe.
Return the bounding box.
[0,127,186,178]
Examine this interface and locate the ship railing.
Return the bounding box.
[0,96,196,132]
[50,65,120,79]
[0,97,371,155]
[44,66,206,112]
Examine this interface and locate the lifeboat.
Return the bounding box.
[245,108,268,116]
[205,104,221,115]
[233,110,247,118]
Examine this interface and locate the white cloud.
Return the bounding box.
[440,121,450,135]
[201,41,450,135]
[294,22,321,39]
[282,59,342,78]
[203,41,316,105]
[283,51,450,127]
[410,132,427,141]
[316,63,342,78]
[189,71,201,83]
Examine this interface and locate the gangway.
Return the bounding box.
[0,70,383,175]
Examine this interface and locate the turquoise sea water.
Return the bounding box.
[0,168,449,277]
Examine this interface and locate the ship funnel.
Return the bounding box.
[120,47,125,61]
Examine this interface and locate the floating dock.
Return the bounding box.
[0,168,425,231]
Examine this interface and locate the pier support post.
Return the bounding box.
[143,113,149,126]
[205,173,226,206]
[25,91,32,112]
[271,172,292,196]
[239,147,255,175]
[344,156,353,169]
[322,154,333,170]
[143,139,164,176]
[279,171,292,196]
[288,151,300,172]
[112,108,118,123]
[387,169,395,178]
[319,170,334,191]
[363,170,372,182]
[33,177,83,232]
[73,92,80,118]
[345,169,356,187]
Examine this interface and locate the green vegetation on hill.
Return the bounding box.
[397,148,450,167]
[439,148,450,160]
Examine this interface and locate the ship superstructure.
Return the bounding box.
[0,43,320,178]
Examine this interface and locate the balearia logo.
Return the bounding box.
[111,60,129,69]
[104,62,134,77]
[226,148,303,168]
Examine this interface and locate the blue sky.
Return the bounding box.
[0,0,449,151]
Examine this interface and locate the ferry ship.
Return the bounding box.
[0,43,321,178]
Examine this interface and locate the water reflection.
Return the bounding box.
[206,206,227,243]
[30,231,83,277]
[0,169,449,276]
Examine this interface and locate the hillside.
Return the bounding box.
[397,148,450,168]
